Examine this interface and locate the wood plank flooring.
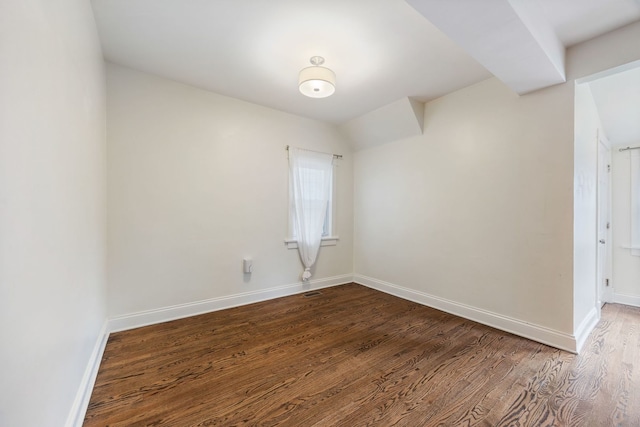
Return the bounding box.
[84,283,640,426]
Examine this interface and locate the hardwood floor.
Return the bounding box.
[84,283,640,426]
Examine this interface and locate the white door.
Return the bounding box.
[597,137,612,307]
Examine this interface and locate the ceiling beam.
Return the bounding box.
[406,0,566,94]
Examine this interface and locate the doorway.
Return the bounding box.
[574,60,640,350]
[582,59,640,311]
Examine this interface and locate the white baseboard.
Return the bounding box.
[108,274,353,333]
[612,291,640,307]
[354,274,578,353]
[574,306,600,353]
[65,320,110,427]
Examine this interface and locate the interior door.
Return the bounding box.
[597,137,612,307]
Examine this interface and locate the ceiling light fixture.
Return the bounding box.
[298,56,336,98]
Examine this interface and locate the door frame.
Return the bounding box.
[596,131,612,311]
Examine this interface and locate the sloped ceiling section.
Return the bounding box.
[588,61,640,146]
[339,97,425,151]
[406,0,566,95]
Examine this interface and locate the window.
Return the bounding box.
[285,149,338,249]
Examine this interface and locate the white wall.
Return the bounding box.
[0,0,107,426]
[354,77,575,335]
[106,64,353,318]
[567,22,640,81]
[611,145,640,306]
[354,21,640,351]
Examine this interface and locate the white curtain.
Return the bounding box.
[289,147,334,281]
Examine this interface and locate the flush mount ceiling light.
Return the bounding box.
[298,56,336,98]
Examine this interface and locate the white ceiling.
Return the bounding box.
[90,0,640,124]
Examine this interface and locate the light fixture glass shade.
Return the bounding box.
[299,65,336,98]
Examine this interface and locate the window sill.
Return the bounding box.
[285,236,339,249]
